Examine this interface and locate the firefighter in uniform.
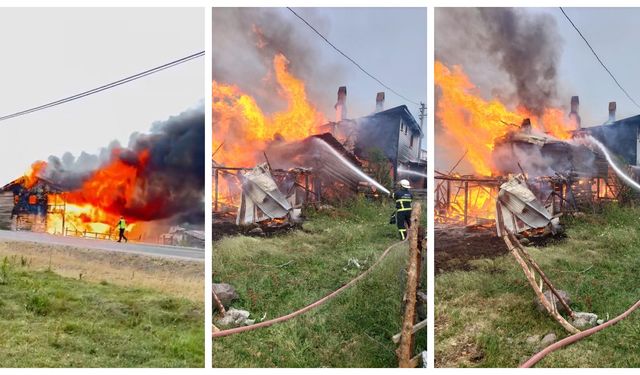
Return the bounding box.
[393,179,413,240]
[116,216,128,243]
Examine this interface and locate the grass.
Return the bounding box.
[0,241,203,301]
[213,197,427,367]
[435,204,640,368]
[0,255,204,367]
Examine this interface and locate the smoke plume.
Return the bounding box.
[43,104,205,224]
[436,7,563,115]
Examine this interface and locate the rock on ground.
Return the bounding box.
[216,308,252,327]
[526,335,541,345]
[540,333,557,346]
[213,283,239,310]
[572,312,598,329]
[534,290,572,313]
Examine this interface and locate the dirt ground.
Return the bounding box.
[0,240,203,301]
[435,225,508,273]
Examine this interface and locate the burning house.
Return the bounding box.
[1,173,65,233]
[320,92,427,189]
[0,106,205,246]
[586,103,640,167]
[213,54,417,231]
[435,60,622,228]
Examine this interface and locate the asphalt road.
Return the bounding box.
[0,229,204,261]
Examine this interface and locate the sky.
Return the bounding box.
[535,7,640,126]
[300,8,427,121]
[213,7,427,131]
[0,8,204,184]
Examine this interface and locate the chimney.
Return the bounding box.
[375,92,385,113]
[520,118,532,134]
[335,86,347,122]
[569,96,581,129]
[607,101,616,124]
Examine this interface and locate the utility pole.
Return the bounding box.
[418,102,426,161]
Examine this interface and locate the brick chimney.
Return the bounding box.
[607,101,616,124]
[335,86,347,122]
[569,96,581,129]
[375,92,385,113]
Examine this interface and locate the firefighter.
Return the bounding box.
[116,216,128,243]
[393,179,413,240]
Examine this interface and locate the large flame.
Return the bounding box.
[20,151,148,238]
[212,53,326,209]
[435,61,575,176]
[212,53,325,167]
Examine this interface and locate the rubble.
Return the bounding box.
[496,174,558,236]
[216,308,253,327]
[236,163,292,225]
[571,312,598,329]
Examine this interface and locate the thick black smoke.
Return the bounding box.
[43,104,205,225]
[436,7,563,115]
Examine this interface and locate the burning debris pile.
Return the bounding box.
[1,106,205,245]
[434,61,621,229]
[433,8,628,230]
[213,50,403,233]
[212,9,426,236]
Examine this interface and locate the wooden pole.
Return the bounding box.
[397,202,421,367]
[214,169,219,212]
[213,289,226,316]
[464,181,469,226]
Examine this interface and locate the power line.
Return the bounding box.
[0,50,205,123]
[286,7,420,106]
[559,7,640,110]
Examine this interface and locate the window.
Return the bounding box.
[410,135,414,148]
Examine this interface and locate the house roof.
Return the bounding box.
[2,176,64,193]
[586,113,640,130]
[359,105,423,136]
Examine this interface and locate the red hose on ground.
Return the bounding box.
[213,240,405,338]
[520,299,640,368]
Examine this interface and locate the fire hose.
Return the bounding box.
[213,240,405,338]
[521,299,640,368]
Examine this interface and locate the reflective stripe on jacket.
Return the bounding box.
[393,188,413,212]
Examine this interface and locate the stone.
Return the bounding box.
[212,283,239,310]
[519,238,531,246]
[596,319,605,325]
[572,312,598,329]
[534,290,571,313]
[526,335,541,345]
[248,227,265,236]
[540,333,557,346]
[216,308,251,327]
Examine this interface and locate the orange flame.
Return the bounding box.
[212,53,325,208]
[213,53,325,168]
[23,161,47,189]
[435,61,576,176]
[20,150,150,238]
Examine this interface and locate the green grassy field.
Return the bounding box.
[436,204,640,368]
[0,256,204,367]
[213,198,426,367]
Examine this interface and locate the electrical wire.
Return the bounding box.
[559,7,640,110]
[0,51,205,123]
[286,7,420,106]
